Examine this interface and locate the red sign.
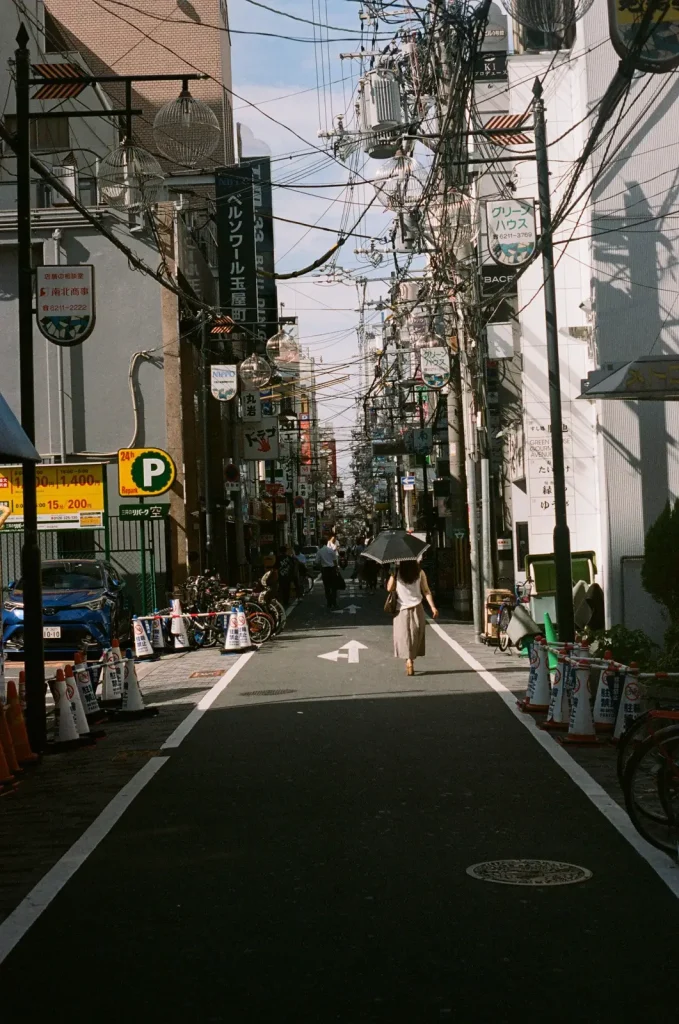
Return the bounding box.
[265,483,285,497]
[300,418,312,467]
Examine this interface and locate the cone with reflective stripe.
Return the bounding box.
[561,660,598,745]
[540,650,570,731]
[112,650,159,718]
[52,669,82,749]
[5,680,39,762]
[523,639,551,713]
[236,602,252,650]
[0,702,22,775]
[111,637,125,684]
[222,605,241,654]
[170,599,190,651]
[151,612,166,652]
[593,658,617,732]
[74,652,105,725]
[133,616,155,660]
[65,665,96,744]
[613,665,642,741]
[100,648,122,706]
[518,639,539,710]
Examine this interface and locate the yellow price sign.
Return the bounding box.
[118,448,176,497]
[0,463,106,530]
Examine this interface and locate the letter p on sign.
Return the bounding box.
[117,447,176,497]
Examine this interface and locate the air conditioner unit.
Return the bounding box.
[49,162,78,206]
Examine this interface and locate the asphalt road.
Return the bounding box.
[2,578,679,1021]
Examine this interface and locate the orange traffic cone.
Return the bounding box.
[6,679,39,763]
[0,702,22,775]
[0,731,17,792]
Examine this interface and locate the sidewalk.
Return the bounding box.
[437,620,626,811]
[1,645,230,925]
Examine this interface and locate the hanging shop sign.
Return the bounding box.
[480,264,520,299]
[473,52,507,80]
[243,417,279,460]
[421,347,451,389]
[608,0,679,72]
[0,462,105,530]
[402,475,416,492]
[241,390,261,421]
[242,157,279,351]
[119,503,169,521]
[486,199,536,266]
[35,265,95,346]
[215,165,258,345]
[210,365,238,401]
[118,448,176,498]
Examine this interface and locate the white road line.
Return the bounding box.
[161,650,255,749]
[429,620,679,899]
[0,756,169,965]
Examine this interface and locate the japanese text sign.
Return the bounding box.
[243,417,279,461]
[486,199,536,266]
[36,265,95,346]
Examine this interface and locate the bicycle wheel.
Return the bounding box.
[269,597,287,633]
[192,616,220,649]
[498,606,511,652]
[623,724,679,854]
[617,706,679,786]
[248,611,274,646]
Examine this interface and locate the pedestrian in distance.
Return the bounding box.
[386,560,439,676]
[317,537,340,609]
[277,546,295,607]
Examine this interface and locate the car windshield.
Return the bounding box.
[14,563,105,593]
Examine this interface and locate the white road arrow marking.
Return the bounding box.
[332,604,362,615]
[318,640,368,664]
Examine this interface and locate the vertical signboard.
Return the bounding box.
[299,415,312,477]
[243,157,279,353]
[241,389,261,421]
[215,165,258,347]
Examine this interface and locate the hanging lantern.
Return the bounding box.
[503,0,594,36]
[266,327,301,367]
[373,153,427,211]
[239,353,272,389]
[99,143,164,209]
[153,88,221,167]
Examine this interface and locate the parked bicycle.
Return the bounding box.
[496,577,533,652]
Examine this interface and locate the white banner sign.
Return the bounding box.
[243,416,279,460]
[421,347,450,389]
[241,390,261,420]
[486,199,536,266]
[210,364,238,401]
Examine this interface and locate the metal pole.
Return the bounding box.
[139,497,147,615]
[51,229,67,463]
[481,457,494,596]
[270,460,278,555]
[418,389,431,541]
[16,26,46,751]
[201,315,212,571]
[533,78,574,642]
[467,457,482,641]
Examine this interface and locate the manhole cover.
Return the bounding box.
[239,688,297,697]
[466,859,592,886]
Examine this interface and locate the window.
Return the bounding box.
[4,115,70,151]
[516,522,529,574]
[44,10,71,53]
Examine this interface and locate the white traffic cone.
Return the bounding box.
[151,612,166,653]
[593,659,617,732]
[222,606,241,654]
[518,639,540,710]
[65,665,95,743]
[540,650,571,731]
[133,616,155,660]
[73,653,106,733]
[111,637,125,687]
[561,660,598,745]
[52,669,82,748]
[100,648,122,705]
[236,603,252,650]
[170,599,190,651]
[613,665,642,742]
[117,650,159,718]
[524,639,551,713]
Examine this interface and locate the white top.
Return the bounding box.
[327,538,338,550]
[317,545,338,568]
[395,572,423,610]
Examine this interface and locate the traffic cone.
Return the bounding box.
[236,603,252,651]
[523,639,551,713]
[593,657,617,732]
[111,637,125,686]
[99,649,122,706]
[133,617,155,660]
[64,666,96,744]
[517,639,539,710]
[613,665,642,742]
[74,653,106,727]
[113,650,159,718]
[560,660,598,745]
[222,606,241,654]
[0,702,22,775]
[5,680,39,763]
[51,669,83,749]
[170,599,190,651]
[540,650,571,732]
[0,728,17,791]
[151,612,166,653]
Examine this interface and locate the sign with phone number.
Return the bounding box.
[0,463,106,530]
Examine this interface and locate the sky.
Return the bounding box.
[228,0,416,478]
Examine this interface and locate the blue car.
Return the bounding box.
[3,559,131,655]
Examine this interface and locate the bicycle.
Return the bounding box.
[622,709,679,856]
[496,577,533,653]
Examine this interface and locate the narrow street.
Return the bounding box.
[2,581,678,1022]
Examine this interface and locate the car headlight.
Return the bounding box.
[71,597,106,611]
[3,600,23,612]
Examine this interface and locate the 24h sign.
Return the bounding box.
[118,447,176,497]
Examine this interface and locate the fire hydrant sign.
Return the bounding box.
[118,448,176,497]
[0,463,105,530]
[36,265,95,346]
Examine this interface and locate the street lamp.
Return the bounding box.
[266,327,301,367]
[99,142,164,209]
[239,352,272,389]
[153,85,221,166]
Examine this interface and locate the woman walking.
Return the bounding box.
[387,561,438,676]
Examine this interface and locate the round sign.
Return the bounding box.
[118,447,176,498]
[294,496,305,509]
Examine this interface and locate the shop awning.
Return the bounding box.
[580,357,679,400]
[0,392,40,461]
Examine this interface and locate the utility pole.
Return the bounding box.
[200,314,213,571]
[16,27,46,752]
[417,388,432,541]
[533,78,575,642]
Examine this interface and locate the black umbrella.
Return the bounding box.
[361,530,429,564]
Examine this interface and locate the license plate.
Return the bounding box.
[43,627,61,639]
